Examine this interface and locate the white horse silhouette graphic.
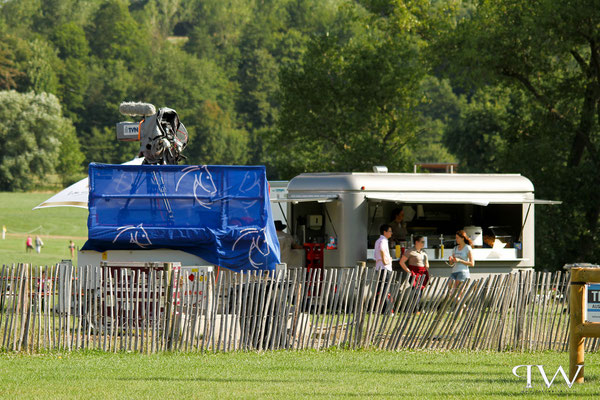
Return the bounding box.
[176,165,217,209]
[239,171,260,193]
[113,224,153,248]
[232,227,271,269]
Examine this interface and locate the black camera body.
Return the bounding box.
[116,102,188,165]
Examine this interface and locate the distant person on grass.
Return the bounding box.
[35,235,44,253]
[26,235,33,253]
[2,225,6,240]
[69,240,76,258]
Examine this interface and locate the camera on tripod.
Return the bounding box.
[116,102,188,165]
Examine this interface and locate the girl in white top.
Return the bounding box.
[447,230,475,289]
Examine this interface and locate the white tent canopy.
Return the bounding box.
[33,158,145,210]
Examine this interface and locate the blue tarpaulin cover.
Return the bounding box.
[82,163,280,272]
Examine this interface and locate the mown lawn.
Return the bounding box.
[0,350,599,399]
[0,192,88,266]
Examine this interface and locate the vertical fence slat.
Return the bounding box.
[36,266,43,352]
[0,265,6,343]
[449,278,483,350]
[13,264,24,351]
[217,271,227,352]
[2,265,13,350]
[553,272,568,351]
[290,268,305,350]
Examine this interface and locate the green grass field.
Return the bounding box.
[0,350,597,399]
[0,192,88,266]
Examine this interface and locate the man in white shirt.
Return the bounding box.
[374,224,393,271]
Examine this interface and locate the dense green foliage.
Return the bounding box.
[0,91,84,189]
[1,0,600,268]
[438,0,600,268]
[0,0,455,179]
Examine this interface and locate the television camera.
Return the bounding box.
[116,102,188,165]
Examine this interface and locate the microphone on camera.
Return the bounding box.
[119,102,156,117]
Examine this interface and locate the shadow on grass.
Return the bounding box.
[294,392,399,397]
[360,368,480,376]
[487,390,595,397]
[114,376,324,384]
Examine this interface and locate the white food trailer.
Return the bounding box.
[274,171,558,278]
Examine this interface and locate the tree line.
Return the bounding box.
[1,0,599,269]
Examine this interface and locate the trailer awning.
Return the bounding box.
[271,194,339,203]
[365,193,561,206]
[522,199,562,205]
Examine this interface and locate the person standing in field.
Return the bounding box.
[35,235,44,253]
[2,225,6,240]
[26,235,33,253]
[69,240,76,258]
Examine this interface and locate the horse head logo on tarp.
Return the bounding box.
[237,171,262,210]
[232,227,271,269]
[113,223,153,248]
[239,171,260,193]
[175,165,217,209]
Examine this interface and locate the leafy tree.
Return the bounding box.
[52,22,90,61]
[0,91,83,190]
[51,23,91,122]
[183,0,252,73]
[443,86,512,172]
[84,126,138,164]
[414,76,460,165]
[0,42,22,90]
[184,100,249,165]
[0,0,41,36]
[437,0,600,267]
[235,0,342,166]
[14,38,60,93]
[87,0,149,64]
[275,4,427,177]
[136,43,237,116]
[138,0,187,38]
[56,125,86,186]
[79,59,134,162]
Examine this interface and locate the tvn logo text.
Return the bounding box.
[512,365,583,388]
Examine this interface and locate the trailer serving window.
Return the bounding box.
[366,193,539,250]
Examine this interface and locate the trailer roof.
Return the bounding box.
[287,172,535,193]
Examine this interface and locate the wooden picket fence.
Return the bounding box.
[0,263,595,353]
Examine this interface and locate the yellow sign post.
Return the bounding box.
[569,267,600,383]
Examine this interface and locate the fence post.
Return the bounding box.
[569,268,587,383]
